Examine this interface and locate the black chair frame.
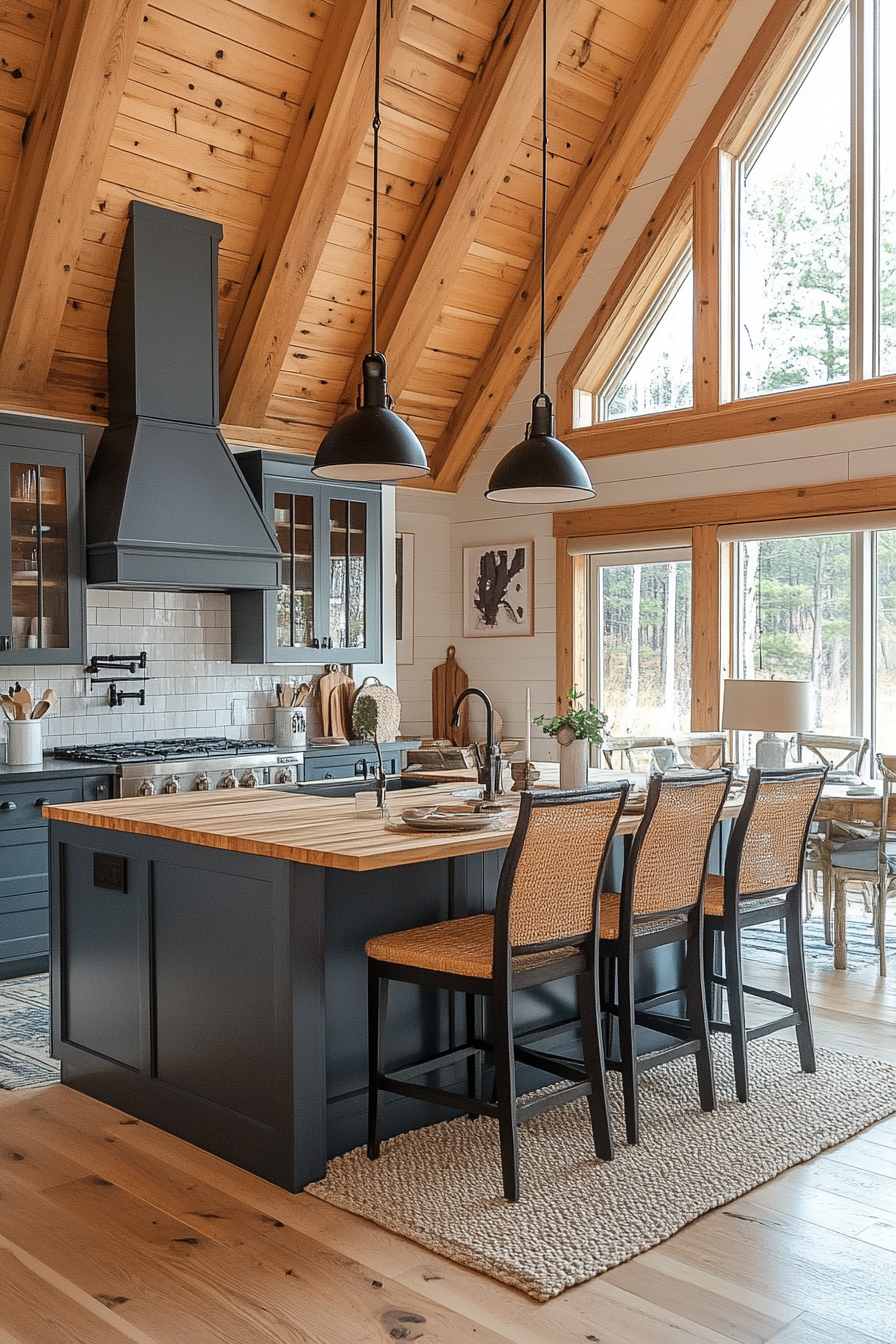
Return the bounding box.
[367,782,629,1201]
[600,769,732,1145]
[703,764,827,1103]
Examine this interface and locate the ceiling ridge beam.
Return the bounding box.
[335,0,580,413]
[219,0,411,429]
[0,0,145,395]
[429,0,736,492]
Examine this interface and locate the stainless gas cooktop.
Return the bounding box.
[54,737,302,797]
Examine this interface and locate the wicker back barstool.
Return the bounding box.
[365,782,629,1202]
[703,765,827,1101]
[599,769,731,1145]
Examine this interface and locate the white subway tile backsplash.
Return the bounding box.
[0,591,321,750]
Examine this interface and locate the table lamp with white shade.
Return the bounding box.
[721,678,815,768]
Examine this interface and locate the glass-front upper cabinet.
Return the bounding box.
[230,451,382,665]
[0,417,85,666]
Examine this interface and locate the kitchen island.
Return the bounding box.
[46,785,705,1192]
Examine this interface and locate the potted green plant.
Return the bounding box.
[534,688,607,788]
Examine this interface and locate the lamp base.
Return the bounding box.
[754,732,790,769]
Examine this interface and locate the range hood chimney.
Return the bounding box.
[86,201,281,590]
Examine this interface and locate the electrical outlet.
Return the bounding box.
[231,694,249,726]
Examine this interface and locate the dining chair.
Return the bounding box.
[601,735,674,773]
[796,733,869,778]
[365,782,629,1201]
[670,732,729,770]
[702,765,826,1102]
[599,768,731,1144]
[828,754,896,976]
[796,733,870,932]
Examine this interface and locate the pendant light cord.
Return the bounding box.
[539,0,547,400]
[370,0,382,357]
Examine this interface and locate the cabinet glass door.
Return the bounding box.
[329,497,367,651]
[9,462,69,650]
[274,491,315,649]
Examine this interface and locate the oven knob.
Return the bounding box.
[275,768,293,784]
[137,778,154,797]
[162,776,179,794]
[218,771,237,789]
[239,770,258,788]
[193,773,210,791]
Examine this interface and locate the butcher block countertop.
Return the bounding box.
[43,784,526,873]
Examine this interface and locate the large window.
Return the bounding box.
[728,522,896,757]
[734,533,852,732]
[737,9,851,396]
[877,530,896,737]
[567,0,894,439]
[587,552,692,737]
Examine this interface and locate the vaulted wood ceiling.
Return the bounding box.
[0,0,732,489]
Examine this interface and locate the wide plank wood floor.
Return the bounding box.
[2,947,896,1344]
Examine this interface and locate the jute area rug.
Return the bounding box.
[308,1039,896,1301]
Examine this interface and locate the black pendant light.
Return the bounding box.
[313,0,429,482]
[485,0,594,504]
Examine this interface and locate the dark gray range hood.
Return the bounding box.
[86,201,281,590]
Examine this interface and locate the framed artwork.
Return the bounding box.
[463,541,533,638]
[395,533,414,664]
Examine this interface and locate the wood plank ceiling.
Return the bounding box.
[0,0,732,490]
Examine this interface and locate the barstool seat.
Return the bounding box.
[367,913,580,979]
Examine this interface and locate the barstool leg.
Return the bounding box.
[492,988,520,1201]
[617,946,639,1144]
[465,992,481,1115]
[784,889,816,1072]
[578,968,614,1162]
[367,966,388,1160]
[723,920,750,1103]
[686,922,715,1113]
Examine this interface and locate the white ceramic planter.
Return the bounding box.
[559,737,589,789]
[7,719,42,765]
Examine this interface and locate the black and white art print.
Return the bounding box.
[462,541,533,637]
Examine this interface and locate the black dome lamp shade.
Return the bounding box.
[312,0,429,483]
[485,0,594,505]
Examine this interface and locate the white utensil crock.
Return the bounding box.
[274,706,307,750]
[7,719,42,765]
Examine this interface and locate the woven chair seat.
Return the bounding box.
[366,914,576,980]
[598,891,687,941]
[703,873,790,918]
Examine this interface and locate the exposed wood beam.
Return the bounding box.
[220,0,410,428]
[337,0,579,410]
[553,474,896,539]
[0,0,145,394]
[429,0,735,492]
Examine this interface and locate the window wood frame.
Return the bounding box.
[557,0,895,457]
[554,473,896,732]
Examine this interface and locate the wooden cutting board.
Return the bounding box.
[318,665,354,740]
[432,646,469,744]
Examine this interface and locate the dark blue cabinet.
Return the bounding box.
[0,774,113,979]
[230,451,382,665]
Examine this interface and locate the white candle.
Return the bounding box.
[525,687,531,762]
